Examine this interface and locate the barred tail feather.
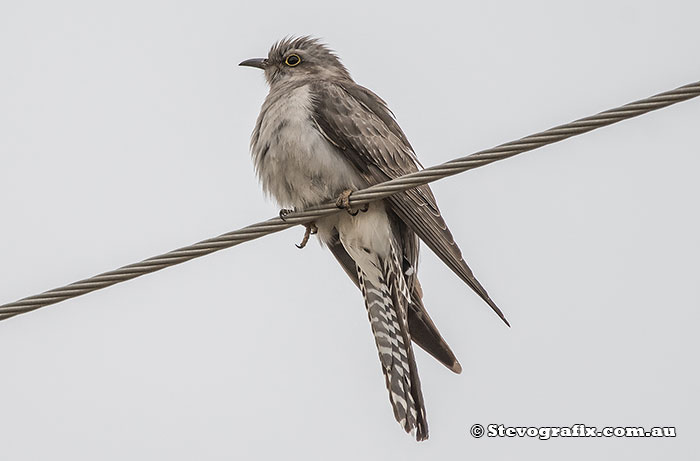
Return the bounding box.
[357,241,428,441]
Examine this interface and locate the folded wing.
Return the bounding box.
[310,80,509,326]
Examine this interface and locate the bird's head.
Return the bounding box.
[239,36,351,86]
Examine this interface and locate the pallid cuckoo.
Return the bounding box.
[240,36,508,441]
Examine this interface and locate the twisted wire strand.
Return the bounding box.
[1,81,698,322]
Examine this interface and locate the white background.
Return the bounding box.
[1,1,698,459]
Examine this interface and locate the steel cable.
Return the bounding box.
[1,81,698,322]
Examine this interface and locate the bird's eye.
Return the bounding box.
[285,54,301,67]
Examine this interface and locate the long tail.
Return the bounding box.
[357,241,428,441]
[327,236,461,374]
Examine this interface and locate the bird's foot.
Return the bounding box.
[296,222,318,249]
[279,207,297,221]
[335,189,369,216]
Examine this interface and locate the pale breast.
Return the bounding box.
[251,84,365,209]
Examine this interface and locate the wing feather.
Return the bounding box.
[311,80,509,325]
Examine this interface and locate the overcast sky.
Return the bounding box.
[1,1,698,459]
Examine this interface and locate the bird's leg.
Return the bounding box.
[335,189,368,216]
[296,222,318,249]
[279,207,296,221]
[279,206,317,249]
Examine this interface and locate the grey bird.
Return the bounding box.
[240,36,508,441]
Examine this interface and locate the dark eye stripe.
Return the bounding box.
[285,54,301,67]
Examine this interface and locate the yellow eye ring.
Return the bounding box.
[285,54,301,67]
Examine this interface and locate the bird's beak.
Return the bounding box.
[239,58,268,70]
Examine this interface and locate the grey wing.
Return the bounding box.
[311,80,509,326]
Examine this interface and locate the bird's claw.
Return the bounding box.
[335,189,368,216]
[279,207,296,221]
[335,189,353,210]
[296,222,318,249]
